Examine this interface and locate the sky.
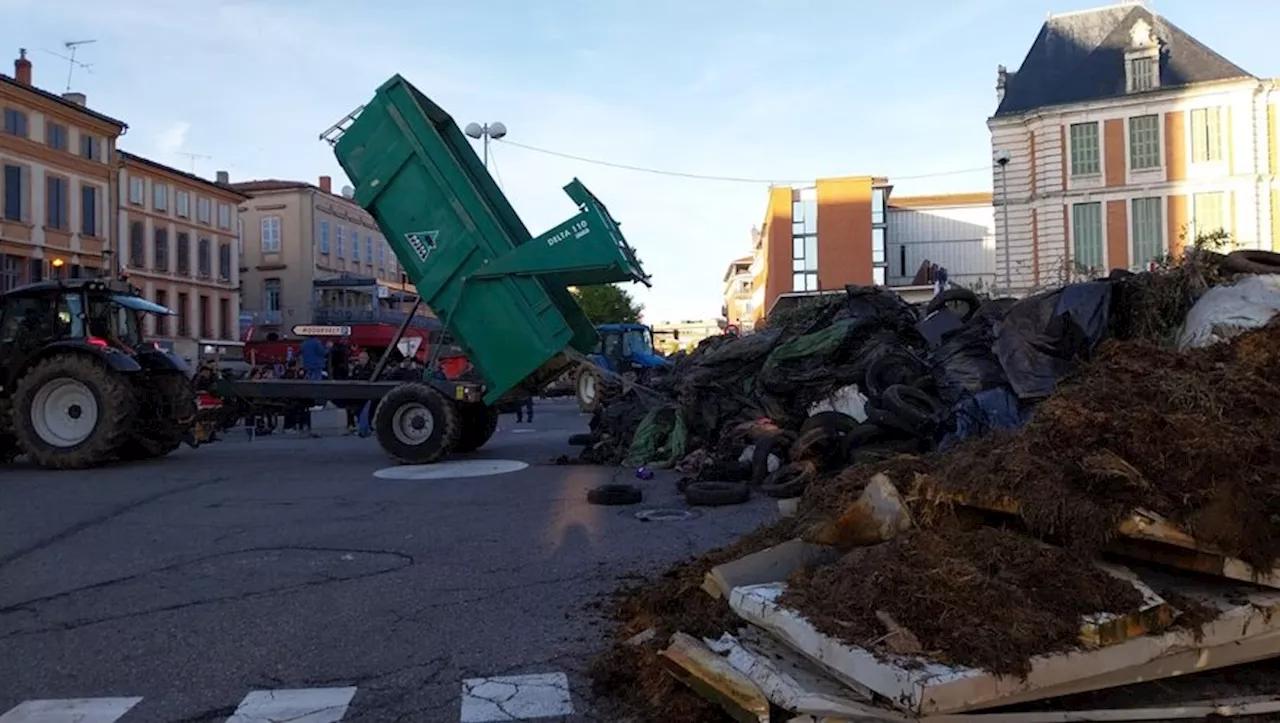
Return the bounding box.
[3,0,1277,322]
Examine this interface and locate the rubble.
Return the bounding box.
[583,248,1280,722]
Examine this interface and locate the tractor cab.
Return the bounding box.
[575,323,674,412]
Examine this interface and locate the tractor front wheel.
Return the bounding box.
[374,383,460,465]
[11,354,137,470]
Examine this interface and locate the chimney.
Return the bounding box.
[62,92,86,107]
[14,48,31,86]
[216,170,230,185]
[318,175,332,194]
[996,65,1009,104]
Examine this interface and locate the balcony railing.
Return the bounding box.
[312,306,439,330]
[241,309,283,326]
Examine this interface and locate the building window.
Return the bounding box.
[1190,108,1222,163]
[198,238,212,278]
[176,232,191,274]
[80,134,99,161]
[217,203,231,229]
[265,279,282,312]
[155,290,168,337]
[153,183,168,212]
[1069,122,1100,176]
[29,258,44,283]
[219,242,232,281]
[336,226,346,257]
[0,255,20,292]
[198,295,210,339]
[1128,115,1160,170]
[791,190,818,292]
[1071,202,1104,273]
[319,220,331,254]
[197,197,212,224]
[378,239,385,266]
[872,227,886,265]
[3,108,28,137]
[1192,192,1226,239]
[871,188,886,225]
[176,190,190,217]
[3,164,25,222]
[873,267,886,286]
[128,176,144,205]
[365,235,373,263]
[219,297,231,340]
[46,122,68,151]
[261,216,282,253]
[129,221,145,268]
[154,228,169,272]
[45,176,69,230]
[80,184,98,237]
[1130,197,1164,266]
[1129,56,1157,92]
[177,292,190,337]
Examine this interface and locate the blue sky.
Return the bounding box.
[2,0,1275,321]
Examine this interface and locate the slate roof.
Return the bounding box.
[994,3,1253,117]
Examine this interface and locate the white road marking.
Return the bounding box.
[0,698,143,723]
[509,429,536,434]
[459,672,574,722]
[373,460,529,480]
[225,687,357,723]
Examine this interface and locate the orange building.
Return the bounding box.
[751,176,891,322]
[1,49,126,288]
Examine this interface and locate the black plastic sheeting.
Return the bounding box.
[993,281,1112,400]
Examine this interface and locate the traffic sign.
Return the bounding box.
[292,325,352,337]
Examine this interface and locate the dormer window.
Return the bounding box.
[1125,18,1161,93]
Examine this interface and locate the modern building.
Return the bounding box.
[651,318,722,354]
[232,176,435,349]
[732,177,994,326]
[989,2,1279,296]
[1,49,126,289]
[117,152,247,360]
[886,193,996,290]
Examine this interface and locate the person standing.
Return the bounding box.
[516,396,534,423]
[300,335,329,381]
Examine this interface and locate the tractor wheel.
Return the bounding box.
[0,432,19,464]
[454,403,500,454]
[576,367,604,413]
[10,354,137,470]
[373,383,460,465]
[117,374,196,461]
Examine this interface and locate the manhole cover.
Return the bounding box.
[634,508,698,522]
[374,459,529,480]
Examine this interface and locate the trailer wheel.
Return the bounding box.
[11,354,137,470]
[454,403,500,453]
[374,383,460,464]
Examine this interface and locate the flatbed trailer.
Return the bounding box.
[216,73,649,465]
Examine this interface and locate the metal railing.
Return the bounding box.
[311,306,438,329]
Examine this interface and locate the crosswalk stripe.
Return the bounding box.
[225,687,358,723]
[460,672,574,722]
[0,698,143,723]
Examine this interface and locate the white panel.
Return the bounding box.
[460,672,573,722]
[0,698,142,723]
[225,687,357,723]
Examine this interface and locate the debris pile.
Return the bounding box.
[586,248,1280,722]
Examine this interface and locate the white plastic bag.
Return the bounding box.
[1177,274,1280,349]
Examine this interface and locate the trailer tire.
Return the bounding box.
[11,353,137,470]
[454,403,500,454]
[926,288,981,322]
[374,383,459,465]
[1223,249,1280,274]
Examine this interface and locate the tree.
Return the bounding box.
[572,284,644,324]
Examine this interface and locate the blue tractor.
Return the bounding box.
[575,323,672,412]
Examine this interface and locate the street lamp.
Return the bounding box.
[51,258,65,280]
[463,121,507,167]
[994,149,1011,292]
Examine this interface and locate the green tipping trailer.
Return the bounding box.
[261,73,649,464]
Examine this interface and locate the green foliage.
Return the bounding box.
[573,284,644,324]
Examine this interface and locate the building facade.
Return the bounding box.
[1,49,125,290]
[233,176,430,348]
[885,193,996,290]
[117,152,247,360]
[721,253,753,332]
[990,3,1279,296]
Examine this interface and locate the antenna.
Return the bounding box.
[42,40,96,92]
[176,152,212,174]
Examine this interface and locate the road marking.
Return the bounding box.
[0,698,143,723]
[459,672,573,722]
[225,687,357,723]
[373,460,529,480]
[510,429,536,434]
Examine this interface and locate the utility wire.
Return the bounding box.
[495,138,990,185]
[487,143,506,190]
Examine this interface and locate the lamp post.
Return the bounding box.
[994,149,1012,292]
[463,122,507,167]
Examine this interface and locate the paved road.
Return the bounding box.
[0,399,775,722]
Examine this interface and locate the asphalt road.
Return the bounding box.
[0,398,776,722]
